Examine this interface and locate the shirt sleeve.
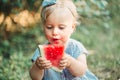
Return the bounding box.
[65,39,89,59]
[31,48,40,62]
[74,41,89,58]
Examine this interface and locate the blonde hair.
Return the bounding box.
[41,0,79,24]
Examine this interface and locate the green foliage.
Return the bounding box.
[0,25,45,79]
[71,0,120,79]
[74,0,109,17]
[0,52,31,80]
[0,0,42,15]
[0,0,120,80]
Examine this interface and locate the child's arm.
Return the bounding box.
[29,57,52,80]
[68,53,87,76]
[29,62,44,80]
[59,53,87,77]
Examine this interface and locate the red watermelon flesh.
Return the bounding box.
[38,44,64,71]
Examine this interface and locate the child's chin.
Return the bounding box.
[54,42,59,44]
[53,42,63,45]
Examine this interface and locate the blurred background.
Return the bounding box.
[0,0,120,80]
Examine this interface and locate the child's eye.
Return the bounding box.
[59,25,66,30]
[46,25,53,29]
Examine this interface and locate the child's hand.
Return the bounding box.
[35,57,52,69]
[59,53,71,70]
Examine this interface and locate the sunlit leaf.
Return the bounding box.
[3,40,10,47]
[2,0,8,3]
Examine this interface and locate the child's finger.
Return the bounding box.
[44,62,52,69]
[35,57,52,69]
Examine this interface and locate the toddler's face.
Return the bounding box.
[43,8,76,46]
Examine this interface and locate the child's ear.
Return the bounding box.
[72,23,76,28]
[72,23,76,32]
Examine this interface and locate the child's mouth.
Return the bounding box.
[52,38,60,44]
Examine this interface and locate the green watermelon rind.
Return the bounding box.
[38,45,45,57]
[38,45,63,72]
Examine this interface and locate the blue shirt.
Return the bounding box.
[31,39,98,80]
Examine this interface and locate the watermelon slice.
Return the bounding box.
[38,44,64,72]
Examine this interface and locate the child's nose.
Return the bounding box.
[52,28,59,36]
